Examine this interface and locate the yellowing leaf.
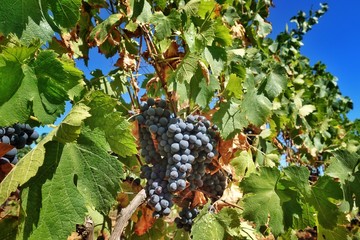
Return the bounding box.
[299,104,316,117]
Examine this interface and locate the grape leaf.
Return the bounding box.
[215,208,244,238]
[89,14,123,46]
[283,166,311,196]
[225,74,244,99]
[0,218,18,240]
[198,0,216,19]
[191,212,225,240]
[55,103,91,143]
[19,141,87,240]
[151,10,181,40]
[212,100,247,140]
[231,150,256,179]
[240,167,284,236]
[204,46,227,77]
[83,91,137,157]
[0,102,90,205]
[264,66,288,99]
[254,14,272,38]
[19,127,124,239]
[214,19,232,46]
[130,0,152,23]
[241,89,272,126]
[299,104,316,117]
[309,176,343,229]
[48,0,82,28]
[189,69,220,109]
[326,150,360,184]
[283,166,343,229]
[318,225,349,240]
[169,53,201,83]
[0,44,83,126]
[0,0,53,42]
[0,0,81,43]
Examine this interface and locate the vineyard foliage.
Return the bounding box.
[0,0,359,239]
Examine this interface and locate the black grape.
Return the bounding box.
[175,206,199,232]
[0,123,39,164]
[201,170,227,198]
[138,99,221,218]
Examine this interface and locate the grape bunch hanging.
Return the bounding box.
[138,98,227,228]
[0,123,39,165]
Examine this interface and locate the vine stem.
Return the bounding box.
[109,189,147,240]
[140,24,178,116]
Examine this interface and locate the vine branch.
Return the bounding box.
[109,189,147,240]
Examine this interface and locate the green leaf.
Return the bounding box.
[254,14,272,38]
[214,20,232,46]
[240,167,284,236]
[231,150,256,179]
[189,69,220,109]
[264,66,288,99]
[184,23,197,52]
[181,0,201,17]
[283,166,311,196]
[48,0,82,28]
[0,102,92,205]
[215,208,245,238]
[299,104,316,117]
[83,91,137,157]
[191,213,225,240]
[292,202,316,230]
[195,19,215,49]
[204,46,227,77]
[0,0,53,42]
[241,89,272,126]
[318,225,349,240]
[169,53,201,83]
[326,150,360,184]
[131,0,152,23]
[212,100,247,139]
[55,103,91,143]
[225,73,244,99]
[198,0,216,19]
[283,166,343,229]
[0,218,18,240]
[19,127,123,239]
[151,10,181,39]
[89,14,122,45]
[103,112,137,157]
[0,45,84,125]
[309,176,343,229]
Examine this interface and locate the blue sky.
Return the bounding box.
[268,0,359,120]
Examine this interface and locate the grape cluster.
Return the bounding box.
[138,99,174,217]
[200,170,227,197]
[174,206,199,232]
[137,98,220,218]
[0,123,39,164]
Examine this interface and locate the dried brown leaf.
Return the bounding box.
[116,50,136,71]
[198,60,210,85]
[134,205,156,236]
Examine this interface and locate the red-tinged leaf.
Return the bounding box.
[0,162,13,182]
[134,205,156,235]
[192,191,207,208]
[218,133,249,165]
[0,143,14,157]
